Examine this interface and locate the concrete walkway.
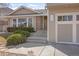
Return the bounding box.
[1,42,79,56]
[27,30,47,43]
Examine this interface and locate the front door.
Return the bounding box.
[36,16,47,31]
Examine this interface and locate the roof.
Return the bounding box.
[0,6,47,17]
[8,6,39,15]
[35,9,47,14]
[0,7,13,16]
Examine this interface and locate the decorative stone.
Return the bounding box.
[0,36,7,47]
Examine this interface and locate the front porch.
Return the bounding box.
[0,14,48,45]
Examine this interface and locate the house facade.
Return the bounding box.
[47,3,79,44]
[0,6,47,33]
[1,4,79,44]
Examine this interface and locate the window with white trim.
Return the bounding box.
[18,18,27,27]
[58,15,73,21]
[28,18,32,27]
[76,15,79,21]
[13,19,16,27]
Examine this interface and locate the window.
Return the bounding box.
[76,15,79,21]
[28,18,32,27]
[63,16,67,21]
[18,19,27,27]
[13,19,16,27]
[68,15,72,21]
[58,16,62,21]
[58,15,72,21]
[12,18,32,27]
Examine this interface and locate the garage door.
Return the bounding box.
[57,24,73,43]
[56,13,74,43]
[55,13,79,44]
[76,15,79,44]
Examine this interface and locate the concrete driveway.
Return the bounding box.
[1,42,79,56]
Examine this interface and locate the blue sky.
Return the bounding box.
[10,3,46,10]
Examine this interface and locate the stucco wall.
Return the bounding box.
[47,12,56,42]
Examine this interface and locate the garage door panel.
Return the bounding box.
[57,24,72,42]
[76,24,79,43]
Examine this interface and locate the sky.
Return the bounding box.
[10,3,46,10]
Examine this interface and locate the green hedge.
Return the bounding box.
[7,34,26,45]
[7,27,35,32]
[13,30,30,37]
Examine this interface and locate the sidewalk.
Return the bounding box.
[0,42,79,56]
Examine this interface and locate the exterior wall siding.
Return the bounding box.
[48,4,79,13]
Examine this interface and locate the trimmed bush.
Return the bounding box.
[13,30,30,37]
[7,27,35,32]
[7,27,18,32]
[7,34,26,45]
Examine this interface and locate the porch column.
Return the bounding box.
[16,18,18,27]
[43,16,44,30]
[26,18,28,27]
[11,19,13,27]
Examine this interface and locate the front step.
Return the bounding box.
[27,37,47,43]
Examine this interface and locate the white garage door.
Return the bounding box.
[55,13,79,44]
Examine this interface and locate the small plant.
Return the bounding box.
[7,34,26,45]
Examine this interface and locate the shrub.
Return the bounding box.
[7,27,17,32]
[26,27,35,32]
[7,34,26,45]
[7,27,35,32]
[13,30,30,37]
